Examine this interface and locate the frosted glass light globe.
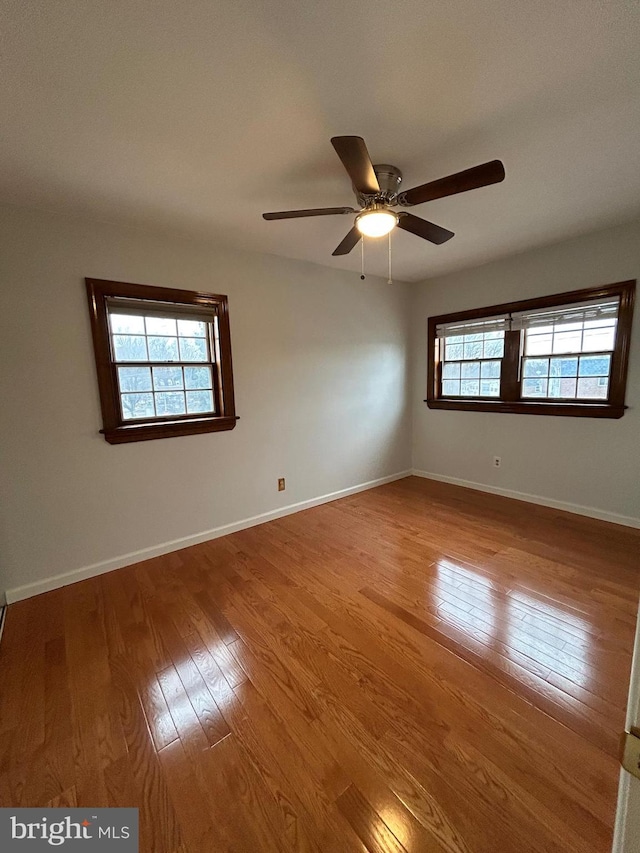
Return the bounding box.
[355,209,398,238]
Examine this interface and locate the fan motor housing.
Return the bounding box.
[355,164,402,205]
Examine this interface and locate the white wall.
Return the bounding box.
[411,219,640,526]
[0,206,413,600]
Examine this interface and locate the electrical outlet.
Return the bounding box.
[493,456,501,468]
[278,477,285,491]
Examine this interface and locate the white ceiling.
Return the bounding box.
[2,0,640,281]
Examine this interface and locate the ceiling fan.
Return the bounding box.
[263,136,505,256]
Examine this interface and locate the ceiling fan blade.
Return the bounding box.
[331,136,380,196]
[332,226,361,256]
[263,206,355,220]
[398,160,505,207]
[397,213,454,244]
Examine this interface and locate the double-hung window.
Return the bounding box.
[438,318,508,399]
[86,278,237,443]
[428,280,635,418]
[516,298,618,402]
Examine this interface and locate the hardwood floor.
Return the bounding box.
[1,476,639,852]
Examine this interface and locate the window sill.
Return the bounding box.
[424,399,626,418]
[102,415,239,444]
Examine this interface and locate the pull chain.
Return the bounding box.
[357,233,392,283]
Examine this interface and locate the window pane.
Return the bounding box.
[480,379,500,397]
[110,314,145,334]
[184,366,213,389]
[584,318,614,329]
[463,340,482,359]
[461,379,480,396]
[118,366,152,392]
[445,343,463,361]
[186,390,215,414]
[152,366,184,389]
[577,377,608,399]
[525,333,553,355]
[556,321,583,332]
[550,357,578,377]
[548,377,579,398]
[155,391,186,415]
[148,336,179,361]
[483,338,504,358]
[145,316,177,336]
[552,329,582,354]
[480,360,501,379]
[558,378,577,398]
[582,325,615,352]
[442,362,461,380]
[461,362,480,379]
[112,334,148,361]
[522,378,548,397]
[179,337,208,362]
[442,380,460,396]
[121,392,154,420]
[178,319,207,337]
[523,358,549,378]
[579,355,611,376]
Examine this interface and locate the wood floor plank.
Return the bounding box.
[337,784,410,853]
[313,718,447,853]
[210,731,300,853]
[138,674,180,752]
[110,656,182,853]
[157,739,224,853]
[1,476,637,851]
[163,578,248,690]
[218,683,324,853]
[233,680,367,853]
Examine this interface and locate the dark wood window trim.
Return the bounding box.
[86,278,237,443]
[426,279,635,418]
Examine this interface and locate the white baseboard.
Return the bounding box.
[6,470,412,604]
[411,469,640,529]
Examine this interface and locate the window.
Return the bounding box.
[439,320,507,399]
[86,278,237,442]
[427,280,635,418]
[518,301,618,401]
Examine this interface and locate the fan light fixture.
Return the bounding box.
[355,208,398,238]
